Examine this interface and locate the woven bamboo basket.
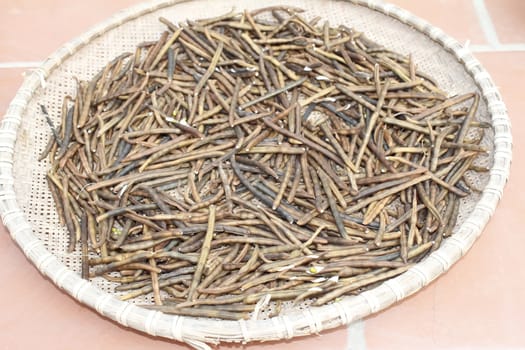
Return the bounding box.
[0,0,512,348]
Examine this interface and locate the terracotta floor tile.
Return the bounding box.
[0,68,25,113]
[387,0,487,45]
[485,0,525,43]
[0,0,140,61]
[365,52,525,349]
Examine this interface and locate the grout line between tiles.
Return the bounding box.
[0,61,42,69]
[347,320,366,350]
[470,43,525,52]
[472,0,500,46]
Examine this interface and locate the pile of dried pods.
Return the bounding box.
[41,7,489,320]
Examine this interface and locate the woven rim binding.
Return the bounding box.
[0,0,512,348]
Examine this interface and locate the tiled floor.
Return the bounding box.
[0,1,524,349]
[485,0,525,43]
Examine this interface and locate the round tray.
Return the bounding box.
[0,0,512,349]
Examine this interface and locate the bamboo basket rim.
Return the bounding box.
[0,0,512,349]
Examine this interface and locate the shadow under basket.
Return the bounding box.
[0,0,511,349]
